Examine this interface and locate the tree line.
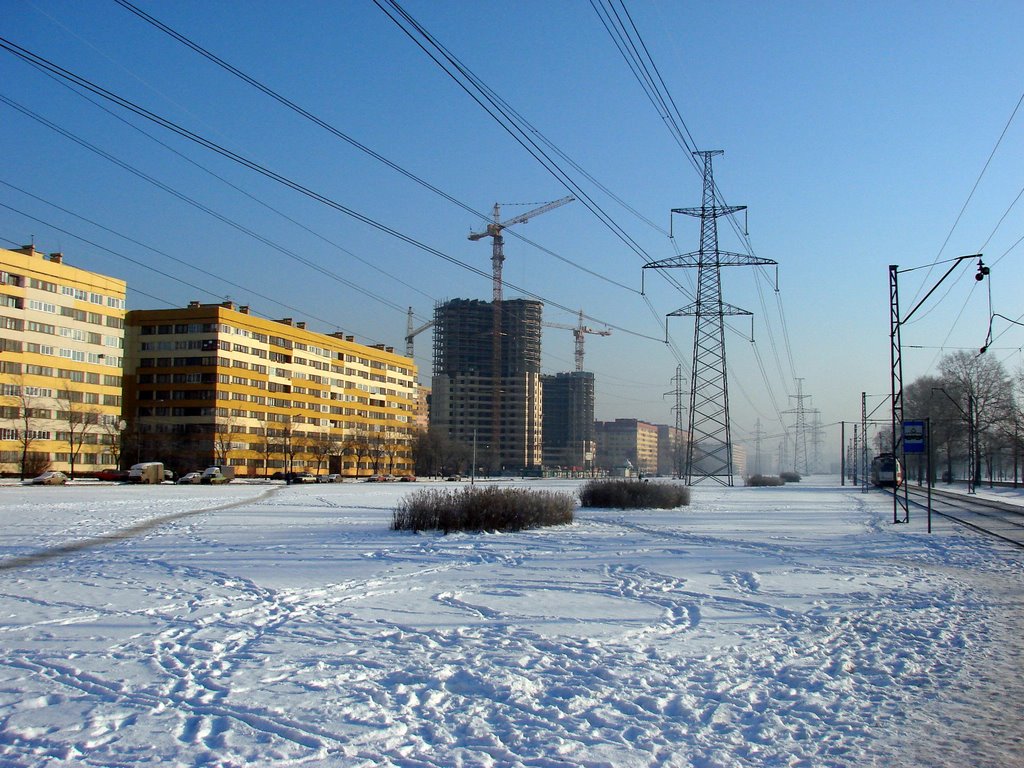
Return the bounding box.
[902,350,1022,486]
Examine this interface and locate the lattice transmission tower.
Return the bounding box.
[783,377,811,476]
[666,365,686,479]
[644,150,776,485]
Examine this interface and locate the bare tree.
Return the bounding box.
[212,414,241,468]
[343,430,371,478]
[939,350,1014,485]
[98,416,126,468]
[279,415,308,480]
[58,386,103,480]
[4,377,49,480]
[365,429,389,475]
[254,413,275,478]
[412,427,471,478]
[307,428,338,476]
[382,430,404,475]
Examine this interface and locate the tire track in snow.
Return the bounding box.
[0,486,281,572]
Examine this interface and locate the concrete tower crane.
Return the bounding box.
[405,307,434,358]
[468,196,574,302]
[544,310,611,371]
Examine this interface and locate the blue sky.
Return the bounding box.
[2,0,1022,467]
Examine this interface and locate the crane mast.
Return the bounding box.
[468,196,573,302]
[405,306,435,358]
[543,309,612,371]
[466,195,573,471]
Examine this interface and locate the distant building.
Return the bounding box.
[656,424,688,477]
[123,301,417,478]
[414,383,431,431]
[732,442,748,480]
[0,245,126,477]
[430,298,543,473]
[542,371,595,470]
[595,418,658,476]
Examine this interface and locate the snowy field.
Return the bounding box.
[0,478,1021,767]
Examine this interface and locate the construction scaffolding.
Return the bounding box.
[430,298,543,473]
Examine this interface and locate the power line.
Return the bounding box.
[371,0,693,356]
[0,38,665,346]
[0,183,383,340]
[0,92,410,317]
[113,0,640,296]
[588,0,800,426]
[910,88,1024,305]
[30,66,440,312]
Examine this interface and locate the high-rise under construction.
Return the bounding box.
[541,371,595,471]
[430,298,543,473]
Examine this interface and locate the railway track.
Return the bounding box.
[899,485,1024,549]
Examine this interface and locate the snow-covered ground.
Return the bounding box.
[0,478,1021,767]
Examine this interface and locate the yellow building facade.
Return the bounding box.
[124,302,417,478]
[0,245,127,477]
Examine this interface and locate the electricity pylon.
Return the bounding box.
[644,150,776,485]
[783,377,810,476]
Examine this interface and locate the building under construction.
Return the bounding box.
[430,298,543,473]
[542,371,595,471]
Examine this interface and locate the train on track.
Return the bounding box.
[870,453,903,487]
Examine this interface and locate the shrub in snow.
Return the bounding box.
[746,475,785,487]
[779,471,802,483]
[392,486,575,533]
[577,479,690,509]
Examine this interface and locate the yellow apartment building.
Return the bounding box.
[594,418,659,476]
[123,301,417,478]
[0,245,127,477]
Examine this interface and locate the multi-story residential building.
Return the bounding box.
[0,245,126,477]
[414,383,431,431]
[731,442,748,480]
[430,298,543,473]
[123,301,417,478]
[656,424,689,478]
[594,418,659,476]
[542,371,595,471]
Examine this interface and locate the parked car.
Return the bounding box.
[28,470,68,485]
[317,474,343,483]
[177,471,202,484]
[399,475,417,482]
[95,468,129,482]
[200,466,232,484]
[364,475,386,483]
[271,471,315,483]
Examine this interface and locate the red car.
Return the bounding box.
[95,468,130,482]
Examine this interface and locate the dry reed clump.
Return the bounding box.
[746,474,786,487]
[392,485,575,533]
[577,479,690,509]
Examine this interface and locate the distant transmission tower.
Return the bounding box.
[810,409,823,473]
[644,150,776,485]
[783,378,810,476]
[667,365,686,478]
[753,418,764,476]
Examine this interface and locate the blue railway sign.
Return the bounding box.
[903,420,926,454]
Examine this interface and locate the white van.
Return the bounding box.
[128,462,164,484]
